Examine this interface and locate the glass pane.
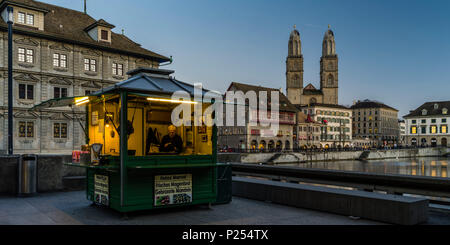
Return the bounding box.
[54,87,60,99]
[62,88,67,98]
[19,84,26,99]
[26,14,34,25]
[18,12,25,23]
[27,85,34,100]
[61,123,67,138]
[54,123,60,138]
[19,122,26,137]
[27,122,34,138]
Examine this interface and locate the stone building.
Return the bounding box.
[351,100,400,147]
[404,101,449,147]
[299,103,352,148]
[398,120,406,146]
[218,82,297,151]
[295,111,322,149]
[0,0,170,154]
[286,26,338,106]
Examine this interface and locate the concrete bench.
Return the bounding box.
[232,177,429,225]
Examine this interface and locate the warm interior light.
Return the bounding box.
[147,97,198,104]
[75,100,89,106]
[106,124,110,128]
[75,97,89,103]
[75,97,89,106]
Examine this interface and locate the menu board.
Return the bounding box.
[155,174,192,206]
[94,175,109,206]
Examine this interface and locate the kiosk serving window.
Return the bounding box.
[87,94,213,157]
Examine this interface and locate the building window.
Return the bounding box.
[431,126,437,134]
[84,58,96,72]
[18,48,34,63]
[443,119,447,123]
[421,127,426,134]
[19,84,34,100]
[411,126,417,134]
[18,12,25,24]
[85,90,92,96]
[421,119,426,124]
[431,119,436,123]
[412,120,417,124]
[101,30,109,40]
[54,123,68,139]
[19,121,34,138]
[26,14,34,25]
[53,53,67,68]
[441,125,447,134]
[112,63,123,76]
[54,87,68,99]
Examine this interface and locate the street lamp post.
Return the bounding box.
[7,6,14,155]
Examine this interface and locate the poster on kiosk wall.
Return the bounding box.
[94,175,109,206]
[155,174,193,206]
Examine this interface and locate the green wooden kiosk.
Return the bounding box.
[33,67,228,213]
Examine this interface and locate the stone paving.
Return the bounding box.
[0,191,386,225]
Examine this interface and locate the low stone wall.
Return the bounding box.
[0,155,20,194]
[219,147,450,164]
[0,154,84,194]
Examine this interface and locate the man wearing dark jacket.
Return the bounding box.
[159,125,183,153]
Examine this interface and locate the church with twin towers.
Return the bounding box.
[286,25,339,106]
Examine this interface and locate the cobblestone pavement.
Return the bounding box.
[0,191,387,225]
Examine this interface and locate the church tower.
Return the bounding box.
[320,26,339,105]
[286,25,304,105]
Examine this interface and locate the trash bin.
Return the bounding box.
[18,154,38,197]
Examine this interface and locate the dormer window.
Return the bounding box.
[443,108,448,115]
[434,104,439,110]
[85,19,115,43]
[422,109,427,116]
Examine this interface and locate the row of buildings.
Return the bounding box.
[218,27,404,151]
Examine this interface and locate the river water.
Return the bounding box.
[281,157,450,178]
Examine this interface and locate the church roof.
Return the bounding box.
[351,100,398,111]
[303,83,323,95]
[227,82,298,112]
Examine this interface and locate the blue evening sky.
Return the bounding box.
[40,0,450,118]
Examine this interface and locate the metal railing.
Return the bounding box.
[231,163,450,200]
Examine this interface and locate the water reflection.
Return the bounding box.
[284,157,450,178]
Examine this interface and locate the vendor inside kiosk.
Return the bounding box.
[32,68,227,213]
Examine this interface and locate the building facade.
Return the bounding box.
[351,100,400,147]
[295,111,322,149]
[286,26,338,106]
[0,0,170,154]
[398,120,406,146]
[404,101,449,147]
[218,82,297,151]
[299,104,352,148]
